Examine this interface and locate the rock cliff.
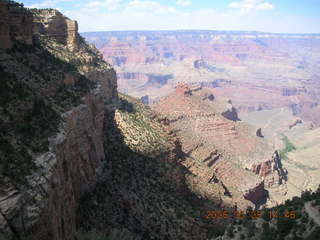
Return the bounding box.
[250,151,287,188]
[0,1,117,239]
[153,84,288,208]
[0,2,228,240]
[32,9,79,48]
[0,1,33,49]
[0,90,106,240]
[75,94,213,240]
[0,2,299,240]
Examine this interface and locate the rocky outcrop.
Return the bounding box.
[281,87,307,97]
[256,128,264,138]
[250,151,287,188]
[221,104,240,121]
[243,181,267,206]
[143,74,174,88]
[289,118,303,129]
[32,9,79,49]
[0,1,33,49]
[140,95,149,104]
[282,87,298,96]
[153,84,287,208]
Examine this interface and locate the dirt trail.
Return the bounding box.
[305,201,320,226]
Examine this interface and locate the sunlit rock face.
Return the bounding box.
[32,9,79,48]
[153,84,287,209]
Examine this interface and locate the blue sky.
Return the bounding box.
[18,0,320,33]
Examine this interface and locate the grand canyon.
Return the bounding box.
[83,30,320,205]
[0,0,320,239]
[83,30,320,121]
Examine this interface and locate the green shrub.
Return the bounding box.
[279,135,296,159]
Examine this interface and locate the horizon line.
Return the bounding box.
[80,29,320,35]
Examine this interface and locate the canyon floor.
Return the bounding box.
[241,108,320,205]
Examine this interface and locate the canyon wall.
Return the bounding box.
[0,1,117,239]
[153,84,288,208]
[0,89,106,240]
[83,30,320,127]
[0,1,33,49]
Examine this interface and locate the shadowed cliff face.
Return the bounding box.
[2,2,316,240]
[0,1,33,49]
[0,1,117,239]
[0,2,228,240]
[76,95,228,240]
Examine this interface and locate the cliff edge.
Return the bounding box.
[0,1,117,239]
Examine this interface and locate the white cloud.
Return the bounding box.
[86,0,122,10]
[176,0,192,7]
[61,0,318,33]
[87,1,103,7]
[27,0,75,8]
[125,1,176,14]
[228,0,274,13]
[257,2,274,10]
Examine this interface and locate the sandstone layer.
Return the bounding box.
[153,84,288,208]
[83,30,320,127]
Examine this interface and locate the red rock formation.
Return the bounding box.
[250,151,287,188]
[83,31,320,127]
[30,90,106,240]
[153,84,287,208]
[100,39,151,66]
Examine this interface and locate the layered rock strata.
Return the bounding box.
[32,9,79,49]
[153,84,287,208]
[83,30,320,128]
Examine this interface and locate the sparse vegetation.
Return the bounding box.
[0,36,96,185]
[76,94,225,239]
[279,134,296,159]
[219,186,320,239]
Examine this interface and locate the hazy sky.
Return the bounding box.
[19,0,320,33]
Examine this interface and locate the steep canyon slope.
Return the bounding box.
[0,1,118,239]
[0,2,230,240]
[152,84,288,209]
[1,1,319,240]
[83,30,320,208]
